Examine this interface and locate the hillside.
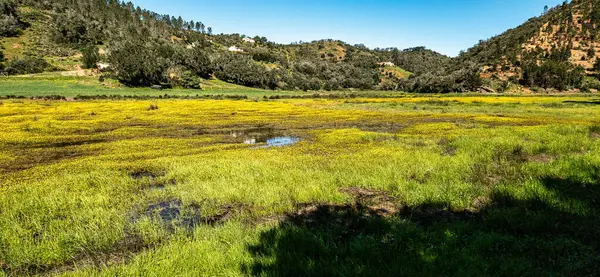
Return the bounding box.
[459,0,600,91]
[2,0,600,93]
[0,0,419,92]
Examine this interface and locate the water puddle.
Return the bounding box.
[228,127,301,148]
[261,137,301,147]
[244,136,301,148]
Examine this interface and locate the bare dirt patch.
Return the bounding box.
[339,187,399,217]
[527,153,555,163]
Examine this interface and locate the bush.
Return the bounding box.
[0,0,21,36]
[213,52,278,89]
[108,34,175,86]
[51,10,102,45]
[4,57,52,75]
[0,14,20,36]
[521,61,584,90]
[581,77,600,92]
[178,71,202,89]
[182,46,212,78]
[82,45,99,69]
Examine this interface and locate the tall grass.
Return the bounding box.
[0,97,599,276]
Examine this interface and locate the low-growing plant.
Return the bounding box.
[4,57,53,75]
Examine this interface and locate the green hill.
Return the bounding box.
[0,0,418,92]
[459,0,600,91]
[2,0,600,93]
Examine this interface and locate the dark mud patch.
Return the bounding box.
[339,187,399,217]
[0,147,98,174]
[357,123,405,134]
[130,169,165,180]
[438,137,457,156]
[284,190,477,237]
[129,169,176,191]
[143,199,252,229]
[589,126,600,139]
[398,202,478,226]
[2,231,149,276]
[563,99,600,105]
[286,203,389,239]
[27,138,107,149]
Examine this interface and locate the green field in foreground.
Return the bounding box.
[0,75,307,98]
[1,95,600,276]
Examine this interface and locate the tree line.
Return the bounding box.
[2,0,600,92]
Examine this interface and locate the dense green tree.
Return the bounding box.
[108,28,176,86]
[81,44,99,69]
[183,45,212,78]
[588,48,595,59]
[390,47,451,75]
[594,59,600,77]
[521,61,583,90]
[0,0,21,36]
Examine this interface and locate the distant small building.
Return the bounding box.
[97,63,111,71]
[242,37,256,43]
[228,46,244,52]
[378,62,395,67]
[186,42,197,49]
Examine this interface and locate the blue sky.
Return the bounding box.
[131,0,566,57]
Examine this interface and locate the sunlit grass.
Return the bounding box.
[0,97,599,276]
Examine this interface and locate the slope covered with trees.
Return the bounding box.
[459,0,600,91]
[2,0,600,92]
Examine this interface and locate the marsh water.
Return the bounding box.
[229,127,300,147]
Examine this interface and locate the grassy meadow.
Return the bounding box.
[0,76,286,98]
[0,92,599,276]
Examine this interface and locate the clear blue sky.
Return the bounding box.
[131,0,566,57]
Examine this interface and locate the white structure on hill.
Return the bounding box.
[228,46,244,52]
[378,62,395,67]
[242,37,255,43]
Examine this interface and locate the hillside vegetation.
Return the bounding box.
[459,0,600,91]
[2,0,600,93]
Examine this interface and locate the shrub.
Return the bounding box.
[4,57,52,75]
[82,45,99,69]
[521,61,584,90]
[178,71,202,89]
[0,14,20,36]
[0,0,21,37]
[108,35,175,86]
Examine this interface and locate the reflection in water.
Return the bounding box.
[244,136,301,147]
[264,137,301,147]
[230,127,301,147]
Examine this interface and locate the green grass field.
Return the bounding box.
[0,75,307,98]
[0,87,600,276]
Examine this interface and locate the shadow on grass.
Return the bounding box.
[245,171,600,276]
[563,99,600,105]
